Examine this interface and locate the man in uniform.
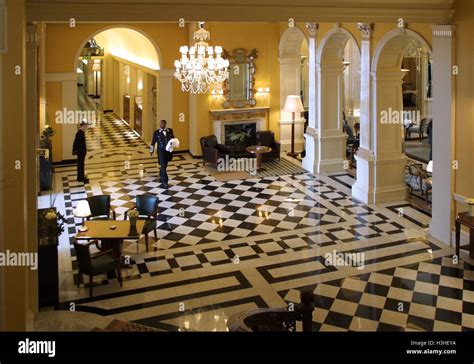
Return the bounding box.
[72,121,89,183]
[150,120,174,188]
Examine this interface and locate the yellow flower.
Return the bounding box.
[45,211,57,220]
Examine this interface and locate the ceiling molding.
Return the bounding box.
[26,1,454,24]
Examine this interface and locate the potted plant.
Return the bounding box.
[38,208,66,245]
[40,125,55,159]
[229,130,249,151]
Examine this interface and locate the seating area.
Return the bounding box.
[201,130,282,168]
[74,193,159,295]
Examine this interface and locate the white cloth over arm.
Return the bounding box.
[166,138,180,152]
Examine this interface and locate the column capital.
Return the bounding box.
[357,23,373,40]
[432,24,456,38]
[305,22,319,37]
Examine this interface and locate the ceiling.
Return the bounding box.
[26,0,454,23]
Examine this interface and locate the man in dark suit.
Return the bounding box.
[72,121,89,183]
[150,120,174,188]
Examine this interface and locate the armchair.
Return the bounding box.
[406,118,430,142]
[256,131,280,161]
[86,195,116,220]
[124,194,159,252]
[200,135,232,166]
[405,162,432,204]
[73,239,122,298]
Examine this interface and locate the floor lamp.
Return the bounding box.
[284,95,305,158]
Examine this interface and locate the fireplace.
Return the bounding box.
[224,122,257,152]
[210,107,269,150]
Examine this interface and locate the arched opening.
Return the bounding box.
[73,26,162,158]
[279,27,308,155]
[359,28,433,206]
[316,26,361,173]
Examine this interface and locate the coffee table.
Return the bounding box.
[246,146,272,171]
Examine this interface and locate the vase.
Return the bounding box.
[128,217,138,236]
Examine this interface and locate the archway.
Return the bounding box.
[315,25,361,173]
[353,28,432,203]
[63,26,163,161]
[279,27,308,155]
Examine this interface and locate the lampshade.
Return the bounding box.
[284,95,305,113]
[427,160,433,173]
[74,200,91,218]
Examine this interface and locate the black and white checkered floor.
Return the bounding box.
[49,112,473,332]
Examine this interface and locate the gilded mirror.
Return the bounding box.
[222,48,257,108]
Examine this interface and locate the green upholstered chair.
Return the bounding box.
[73,239,122,298]
[124,194,159,252]
[86,195,116,220]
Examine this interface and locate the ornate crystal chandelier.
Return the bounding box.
[174,22,230,94]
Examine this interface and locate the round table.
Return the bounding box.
[246,146,272,172]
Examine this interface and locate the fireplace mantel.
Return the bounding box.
[210,107,269,144]
[209,107,269,120]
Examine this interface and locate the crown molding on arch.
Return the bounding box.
[25,0,454,24]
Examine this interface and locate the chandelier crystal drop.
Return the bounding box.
[174,22,230,94]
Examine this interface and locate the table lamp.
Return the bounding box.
[74,200,91,232]
[284,95,305,158]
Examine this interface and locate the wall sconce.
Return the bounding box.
[257,87,270,96]
[137,80,143,91]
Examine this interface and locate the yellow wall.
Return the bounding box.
[1,0,30,331]
[46,82,63,162]
[454,0,474,205]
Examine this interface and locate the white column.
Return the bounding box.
[352,23,376,203]
[429,25,456,245]
[157,69,174,128]
[302,22,319,172]
[315,61,347,173]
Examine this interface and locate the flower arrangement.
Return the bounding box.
[128,209,139,218]
[38,208,67,242]
[229,130,247,143]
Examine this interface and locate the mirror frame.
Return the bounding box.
[222,48,258,109]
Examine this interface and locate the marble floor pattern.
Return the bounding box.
[42,112,474,332]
